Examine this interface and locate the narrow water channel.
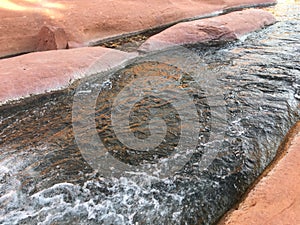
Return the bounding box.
[0,1,299,224]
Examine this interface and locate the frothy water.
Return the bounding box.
[1,1,300,224]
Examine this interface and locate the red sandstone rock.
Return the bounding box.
[0,47,137,105]
[36,26,68,51]
[0,0,276,58]
[139,9,276,52]
[67,41,86,49]
[219,124,300,225]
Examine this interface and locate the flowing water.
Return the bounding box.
[0,1,299,224]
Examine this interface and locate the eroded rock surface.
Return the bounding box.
[139,9,276,52]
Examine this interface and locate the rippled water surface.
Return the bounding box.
[0,1,299,224]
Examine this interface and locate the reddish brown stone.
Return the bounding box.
[36,26,68,51]
[0,47,137,105]
[67,41,86,49]
[139,9,276,52]
[0,0,276,58]
[219,123,300,225]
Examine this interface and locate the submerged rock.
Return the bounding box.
[221,123,300,225]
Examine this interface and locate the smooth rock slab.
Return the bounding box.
[220,123,300,225]
[0,47,137,105]
[139,9,276,52]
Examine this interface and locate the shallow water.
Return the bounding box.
[0,1,299,224]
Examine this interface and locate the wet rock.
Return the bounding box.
[139,9,276,52]
[0,2,299,222]
[220,123,300,225]
[0,0,276,58]
[36,26,68,51]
